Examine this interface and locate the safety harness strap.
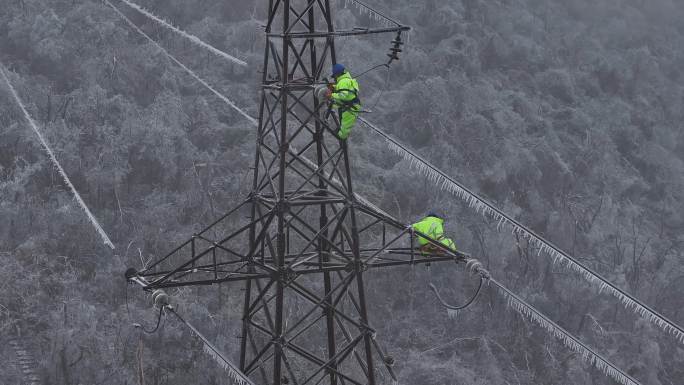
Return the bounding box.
[335,88,361,106]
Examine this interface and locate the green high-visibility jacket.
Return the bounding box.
[331,71,361,140]
[411,216,457,251]
[331,71,360,107]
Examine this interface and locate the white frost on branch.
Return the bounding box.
[491,279,641,385]
[105,0,257,125]
[360,117,684,345]
[0,65,115,250]
[117,0,247,66]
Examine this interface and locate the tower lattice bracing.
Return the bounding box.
[128,1,466,384]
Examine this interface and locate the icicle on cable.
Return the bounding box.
[168,309,255,385]
[105,0,257,125]
[116,0,247,66]
[489,278,641,385]
[0,65,115,250]
[337,0,399,28]
[359,117,684,344]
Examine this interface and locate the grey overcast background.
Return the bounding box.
[1,0,684,384]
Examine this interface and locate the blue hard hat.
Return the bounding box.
[426,212,445,220]
[332,63,345,77]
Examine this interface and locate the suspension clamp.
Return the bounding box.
[152,289,171,309]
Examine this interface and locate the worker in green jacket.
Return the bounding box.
[411,213,457,253]
[326,63,361,140]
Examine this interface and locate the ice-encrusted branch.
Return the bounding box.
[0,65,115,250]
[168,308,255,385]
[105,0,257,125]
[116,0,247,66]
[490,278,640,385]
[359,116,684,345]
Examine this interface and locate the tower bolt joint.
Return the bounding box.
[276,200,291,215]
[312,129,323,142]
[358,324,377,339]
[321,304,335,317]
[274,267,297,284]
[272,336,286,349]
[345,260,368,272]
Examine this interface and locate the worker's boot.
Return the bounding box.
[418,244,440,267]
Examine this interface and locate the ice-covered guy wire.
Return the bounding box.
[0,64,115,250]
[105,0,257,125]
[116,0,247,66]
[168,308,256,385]
[489,278,641,385]
[358,116,684,345]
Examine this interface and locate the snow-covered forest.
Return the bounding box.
[1,0,684,384]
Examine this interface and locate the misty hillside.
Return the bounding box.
[1,0,684,384]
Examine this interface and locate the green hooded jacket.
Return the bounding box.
[411,216,457,251]
[330,71,361,140]
[331,71,360,108]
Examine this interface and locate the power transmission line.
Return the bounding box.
[489,278,641,385]
[441,262,640,385]
[128,275,255,385]
[359,116,684,345]
[104,0,257,125]
[0,64,115,250]
[168,308,256,385]
[114,0,247,66]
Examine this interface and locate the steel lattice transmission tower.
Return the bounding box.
[127,1,466,384]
